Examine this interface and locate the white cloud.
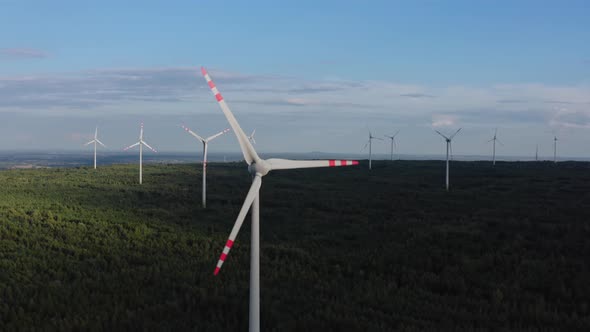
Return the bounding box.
[431,114,456,128]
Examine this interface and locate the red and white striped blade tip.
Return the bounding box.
[213,239,234,275]
[201,68,223,102]
[328,160,359,167]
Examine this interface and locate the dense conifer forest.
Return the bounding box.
[0,161,589,331]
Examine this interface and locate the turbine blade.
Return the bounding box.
[123,142,140,151]
[435,130,449,140]
[496,139,505,146]
[84,140,95,146]
[181,125,205,142]
[362,140,370,151]
[214,175,263,275]
[393,129,400,137]
[96,139,106,148]
[449,128,462,140]
[267,158,359,170]
[450,142,454,160]
[95,126,98,139]
[207,128,231,141]
[201,67,260,165]
[141,141,157,153]
[140,123,144,140]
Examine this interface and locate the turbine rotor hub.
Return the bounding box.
[248,160,270,177]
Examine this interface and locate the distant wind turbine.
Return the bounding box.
[84,126,106,169]
[487,128,503,166]
[553,136,558,163]
[435,128,461,191]
[248,129,256,144]
[181,124,230,208]
[201,66,359,332]
[384,130,400,161]
[535,144,539,161]
[123,123,157,184]
[363,130,382,170]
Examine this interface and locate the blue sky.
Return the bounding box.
[1,0,589,158]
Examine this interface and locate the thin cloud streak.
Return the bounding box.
[0,48,49,59]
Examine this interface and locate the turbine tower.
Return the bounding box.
[84,126,106,169]
[181,124,230,208]
[487,128,503,166]
[201,67,359,332]
[535,144,539,161]
[553,136,558,163]
[363,130,382,170]
[384,130,400,161]
[435,128,462,191]
[123,123,157,184]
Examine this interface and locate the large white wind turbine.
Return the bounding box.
[435,128,461,191]
[181,124,230,208]
[201,67,358,332]
[363,130,382,170]
[487,128,503,166]
[84,126,106,169]
[384,130,400,161]
[123,123,157,184]
[553,136,558,163]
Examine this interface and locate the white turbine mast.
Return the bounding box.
[384,130,400,161]
[435,128,461,191]
[181,124,230,208]
[201,67,358,332]
[553,136,558,163]
[84,126,106,169]
[123,123,157,184]
[487,128,503,166]
[362,130,382,170]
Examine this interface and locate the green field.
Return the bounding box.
[1,161,589,331]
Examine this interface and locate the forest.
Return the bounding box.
[0,160,589,331]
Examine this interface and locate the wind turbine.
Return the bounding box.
[487,128,503,165]
[535,144,539,161]
[123,123,157,184]
[435,128,461,191]
[553,136,558,163]
[181,124,230,208]
[84,126,106,169]
[201,67,358,332]
[363,130,382,170]
[248,129,256,144]
[384,130,400,161]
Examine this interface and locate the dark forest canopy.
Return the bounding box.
[0,161,589,331]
